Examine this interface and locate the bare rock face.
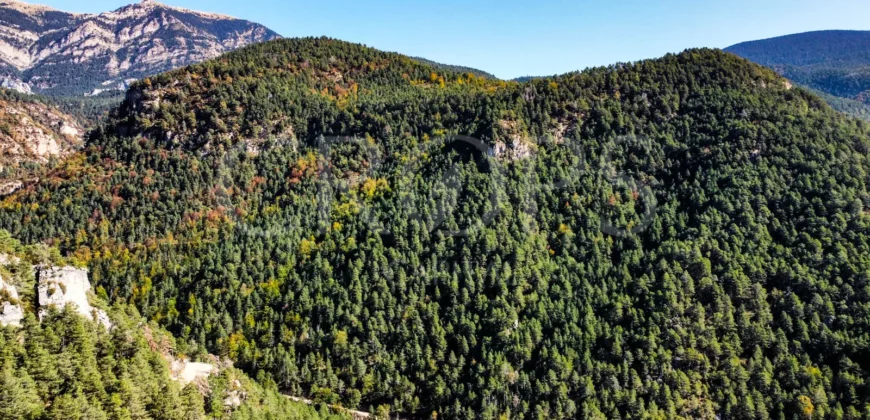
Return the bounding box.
[0,253,21,266]
[171,359,216,385]
[169,354,224,395]
[0,0,281,97]
[0,77,31,94]
[0,96,84,169]
[0,180,23,195]
[489,119,536,161]
[489,138,535,161]
[0,275,24,327]
[0,92,84,197]
[37,266,112,328]
[223,380,245,408]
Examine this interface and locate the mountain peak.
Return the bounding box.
[0,0,280,96]
[0,0,69,15]
[108,0,238,20]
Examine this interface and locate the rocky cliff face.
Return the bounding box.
[37,266,112,328]
[0,262,113,328]
[0,95,82,159]
[0,0,280,96]
[0,93,83,194]
[0,275,24,326]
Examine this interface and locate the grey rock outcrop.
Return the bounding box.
[0,76,31,93]
[171,359,216,385]
[0,275,24,327]
[0,96,84,167]
[37,266,112,329]
[0,253,21,266]
[0,0,281,97]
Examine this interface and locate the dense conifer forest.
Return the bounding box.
[0,231,346,420]
[1,37,870,419]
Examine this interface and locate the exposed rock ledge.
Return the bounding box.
[0,275,24,327]
[0,253,21,265]
[167,354,234,402]
[1,262,114,329]
[0,256,237,405]
[170,357,217,386]
[37,266,112,329]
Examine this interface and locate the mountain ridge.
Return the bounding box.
[725,30,870,68]
[0,0,281,96]
[726,30,870,119]
[0,87,83,194]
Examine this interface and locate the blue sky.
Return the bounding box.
[33,0,870,79]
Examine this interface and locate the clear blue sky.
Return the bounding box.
[31,0,870,79]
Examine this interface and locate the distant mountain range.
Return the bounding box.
[0,0,280,97]
[726,30,870,120]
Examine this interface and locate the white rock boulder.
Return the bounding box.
[0,254,21,266]
[38,267,112,329]
[170,357,217,387]
[0,276,24,327]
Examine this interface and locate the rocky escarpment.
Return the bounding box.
[37,266,112,328]
[0,275,24,326]
[0,0,280,96]
[0,257,219,386]
[0,92,83,194]
[0,248,111,328]
[0,94,82,159]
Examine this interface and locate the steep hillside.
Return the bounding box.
[0,0,280,97]
[0,229,349,420]
[0,88,83,193]
[2,37,870,419]
[726,30,870,119]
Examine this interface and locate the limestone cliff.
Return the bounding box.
[37,266,112,328]
[0,275,23,326]
[0,0,280,96]
[0,92,84,194]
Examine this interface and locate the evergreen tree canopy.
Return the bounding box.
[2,37,870,419]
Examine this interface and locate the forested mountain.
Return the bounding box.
[0,0,281,185]
[1,36,869,419]
[0,230,348,420]
[726,30,870,119]
[409,57,497,79]
[0,0,280,97]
